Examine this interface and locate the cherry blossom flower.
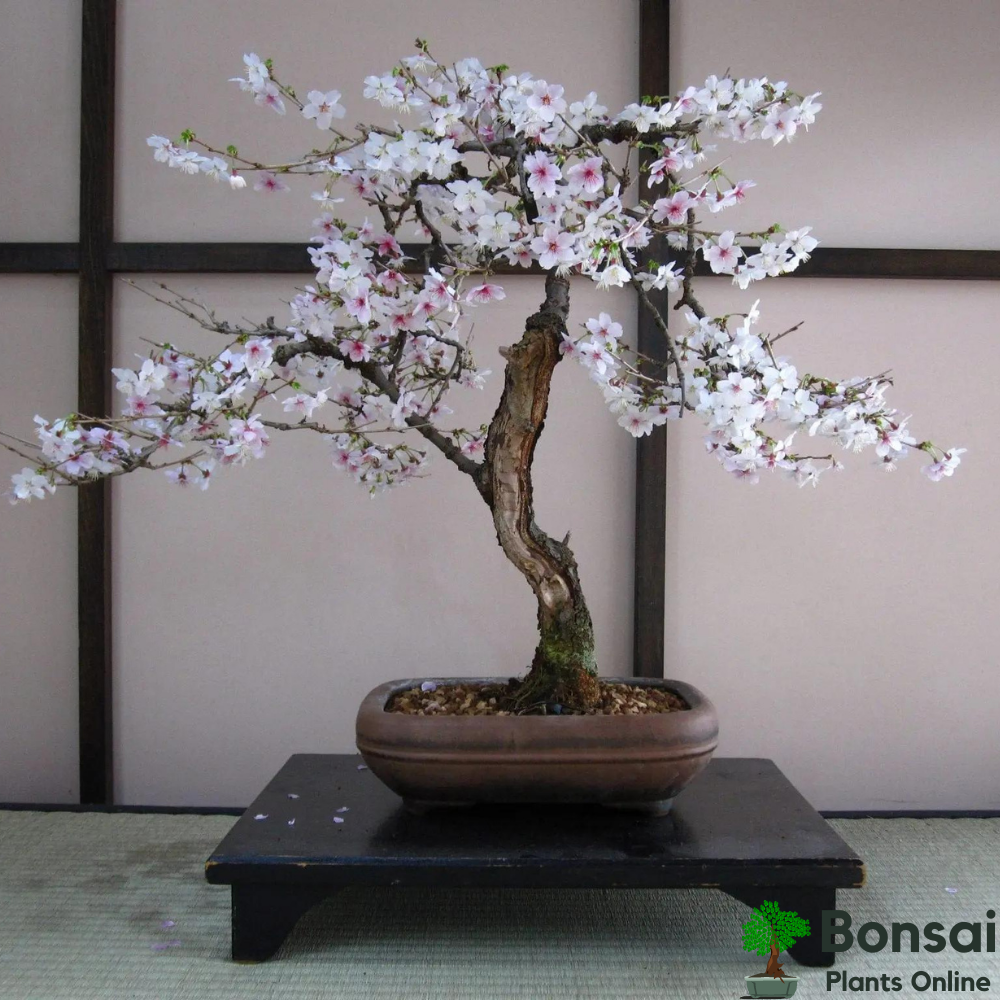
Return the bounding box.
[461,437,485,458]
[230,52,268,92]
[254,81,286,116]
[922,449,966,481]
[652,191,692,225]
[302,90,345,130]
[339,339,371,363]
[476,211,518,249]
[530,227,576,269]
[280,389,328,418]
[595,263,630,289]
[224,417,268,464]
[717,372,758,408]
[447,178,492,215]
[526,81,567,123]
[523,151,561,198]
[703,231,744,274]
[466,283,506,305]
[568,91,607,124]
[617,103,660,133]
[7,469,54,504]
[254,172,289,194]
[618,408,656,437]
[112,359,170,398]
[761,105,800,144]
[363,74,403,107]
[585,313,623,347]
[243,338,274,374]
[566,156,604,194]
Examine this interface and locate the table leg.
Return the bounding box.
[724,886,837,968]
[231,883,332,962]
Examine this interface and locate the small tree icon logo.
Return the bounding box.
[742,901,811,984]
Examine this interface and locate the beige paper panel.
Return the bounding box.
[112,275,635,805]
[0,277,79,802]
[665,278,999,811]
[0,1,81,240]
[116,0,638,241]
[671,0,1000,249]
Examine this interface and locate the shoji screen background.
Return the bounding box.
[2,1,997,811]
[111,0,638,805]
[0,1,81,802]
[667,0,1000,809]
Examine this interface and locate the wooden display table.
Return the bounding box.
[206,754,863,963]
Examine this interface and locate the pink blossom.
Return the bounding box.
[254,172,289,194]
[652,191,692,225]
[703,231,743,274]
[530,226,576,269]
[466,283,506,305]
[523,151,561,198]
[566,156,604,194]
[339,339,371,363]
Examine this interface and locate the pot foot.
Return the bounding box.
[603,798,674,815]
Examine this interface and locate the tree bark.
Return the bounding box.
[764,936,786,980]
[478,272,599,710]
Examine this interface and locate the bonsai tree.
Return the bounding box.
[742,900,811,980]
[3,45,963,712]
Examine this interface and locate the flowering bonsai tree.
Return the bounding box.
[742,901,811,981]
[3,44,963,711]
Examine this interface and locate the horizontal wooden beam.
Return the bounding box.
[108,242,316,274]
[106,242,546,275]
[0,243,80,272]
[694,247,1000,281]
[2,243,999,280]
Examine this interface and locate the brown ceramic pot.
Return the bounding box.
[355,677,718,810]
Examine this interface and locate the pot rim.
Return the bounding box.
[745,974,800,981]
[369,676,709,720]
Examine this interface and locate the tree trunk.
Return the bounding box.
[478,272,599,711]
[763,936,786,980]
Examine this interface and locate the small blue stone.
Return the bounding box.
[550,703,563,715]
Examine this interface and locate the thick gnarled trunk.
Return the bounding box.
[478,273,599,710]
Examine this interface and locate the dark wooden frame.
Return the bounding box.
[76,0,116,805]
[2,0,998,804]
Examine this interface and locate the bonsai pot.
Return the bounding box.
[745,975,799,998]
[355,677,718,809]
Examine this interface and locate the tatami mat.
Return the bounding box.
[0,811,997,998]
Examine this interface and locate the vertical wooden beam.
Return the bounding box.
[78,0,116,804]
[633,0,671,679]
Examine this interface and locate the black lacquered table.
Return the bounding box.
[205,754,863,963]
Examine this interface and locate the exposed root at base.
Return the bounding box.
[506,664,600,714]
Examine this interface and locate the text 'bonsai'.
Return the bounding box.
[3,44,963,711]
